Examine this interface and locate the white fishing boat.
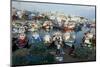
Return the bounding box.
[43,34,51,44]
[18,26,26,33]
[84,32,94,47]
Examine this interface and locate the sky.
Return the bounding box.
[12,1,96,20]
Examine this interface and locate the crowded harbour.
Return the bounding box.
[12,1,96,66]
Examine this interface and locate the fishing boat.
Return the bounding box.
[63,32,75,47]
[29,22,39,32]
[84,32,94,47]
[42,20,53,31]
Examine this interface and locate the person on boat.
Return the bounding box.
[92,35,96,48]
[74,23,82,33]
[68,45,75,56]
[28,32,42,46]
[53,35,64,55]
[12,37,18,52]
[16,33,28,48]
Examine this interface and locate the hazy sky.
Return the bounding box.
[12,1,95,20]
